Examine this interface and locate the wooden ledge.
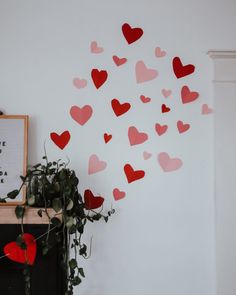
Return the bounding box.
[0,207,57,224]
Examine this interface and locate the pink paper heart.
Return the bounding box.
[202,104,213,114]
[88,154,107,175]
[181,86,199,104]
[128,126,148,146]
[155,47,166,58]
[155,124,168,136]
[90,41,104,53]
[113,188,126,201]
[177,120,190,133]
[140,95,151,103]
[143,151,152,160]
[70,105,93,126]
[158,152,183,172]
[135,61,158,84]
[162,89,172,98]
[73,78,87,89]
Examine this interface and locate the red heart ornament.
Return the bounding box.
[50,131,71,150]
[4,233,37,265]
[155,123,168,136]
[124,164,145,183]
[113,55,127,66]
[84,189,104,210]
[177,120,190,133]
[70,105,93,126]
[122,23,143,44]
[161,104,170,113]
[111,99,131,117]
[181,86,199,104]
[172,56,195,79]
[91,69,108,89]
[104,133,112,143]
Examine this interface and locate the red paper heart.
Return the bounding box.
[113,55,127,66]
[172,56,195,79]
[124,164,145,183]
[104,133,112,143]
[161,104,170,113]
[113,188,126,201]
[4,233,37,265]
[84,189,104,210]
[50,131,71,149]
[181,86,199,104]
[155,123,168,136]
[140,95,151,103]
[177,120,190,133]
[91,69,108,89]
[111,99,131,117]
[122,23,143,44]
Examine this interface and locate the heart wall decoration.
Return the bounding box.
[48,20,208,208]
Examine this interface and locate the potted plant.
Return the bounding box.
[1,155,114,295]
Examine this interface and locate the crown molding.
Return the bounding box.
[207,50,236,59]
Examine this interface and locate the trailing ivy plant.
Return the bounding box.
[1,155,114,295]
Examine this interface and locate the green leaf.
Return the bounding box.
[42,246,49,255]
[104,216,109,223]
[27,194,36,206]
[0,198,6,203]
[72,276,81,286]
[66,216,74,229]
[52,198,62,212]
[78,267,85,278]
[51,217,62,228]
[69,258,77,270]
[37,209,43,217]
[7,190,19,199]
[16,234,27,250]
[79,244,87,256]
[66,200,74,211]
[15,205,25,219]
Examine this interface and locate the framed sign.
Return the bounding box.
[0,115,28,205]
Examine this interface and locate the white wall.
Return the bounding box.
[0,1,236,294]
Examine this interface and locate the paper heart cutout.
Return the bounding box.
[50,131,71,149]
[202,104,213,114]
[140,95,151,103]
[161,104,170,113]
[73,78,87,89]
[128,126,148,146]
[90,41,104,53]
[177,120,190,133]
[155,123,168,136]
[104,133,112,143]
[111,99,131,117]
[124,164,145,183]
[135,61,158,83]
[88,154,107,175]
[4,233,37,265]
[70,105,93,126]
[91,69,108,89]
[113,188,126,201]
[122,23,143,44]
[155,47,166,58]
[162,89,172,98]
[84,189,104,210]
[143,151,152,160]
[113,55,127,66]
[172,56,195,79]
[158,152,183,172]
[181,86,199,104]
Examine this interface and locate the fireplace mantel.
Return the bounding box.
[0,206,57,224]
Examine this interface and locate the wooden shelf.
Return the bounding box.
[0,207,57,224]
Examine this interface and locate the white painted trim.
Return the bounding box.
[207,50,236,59]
